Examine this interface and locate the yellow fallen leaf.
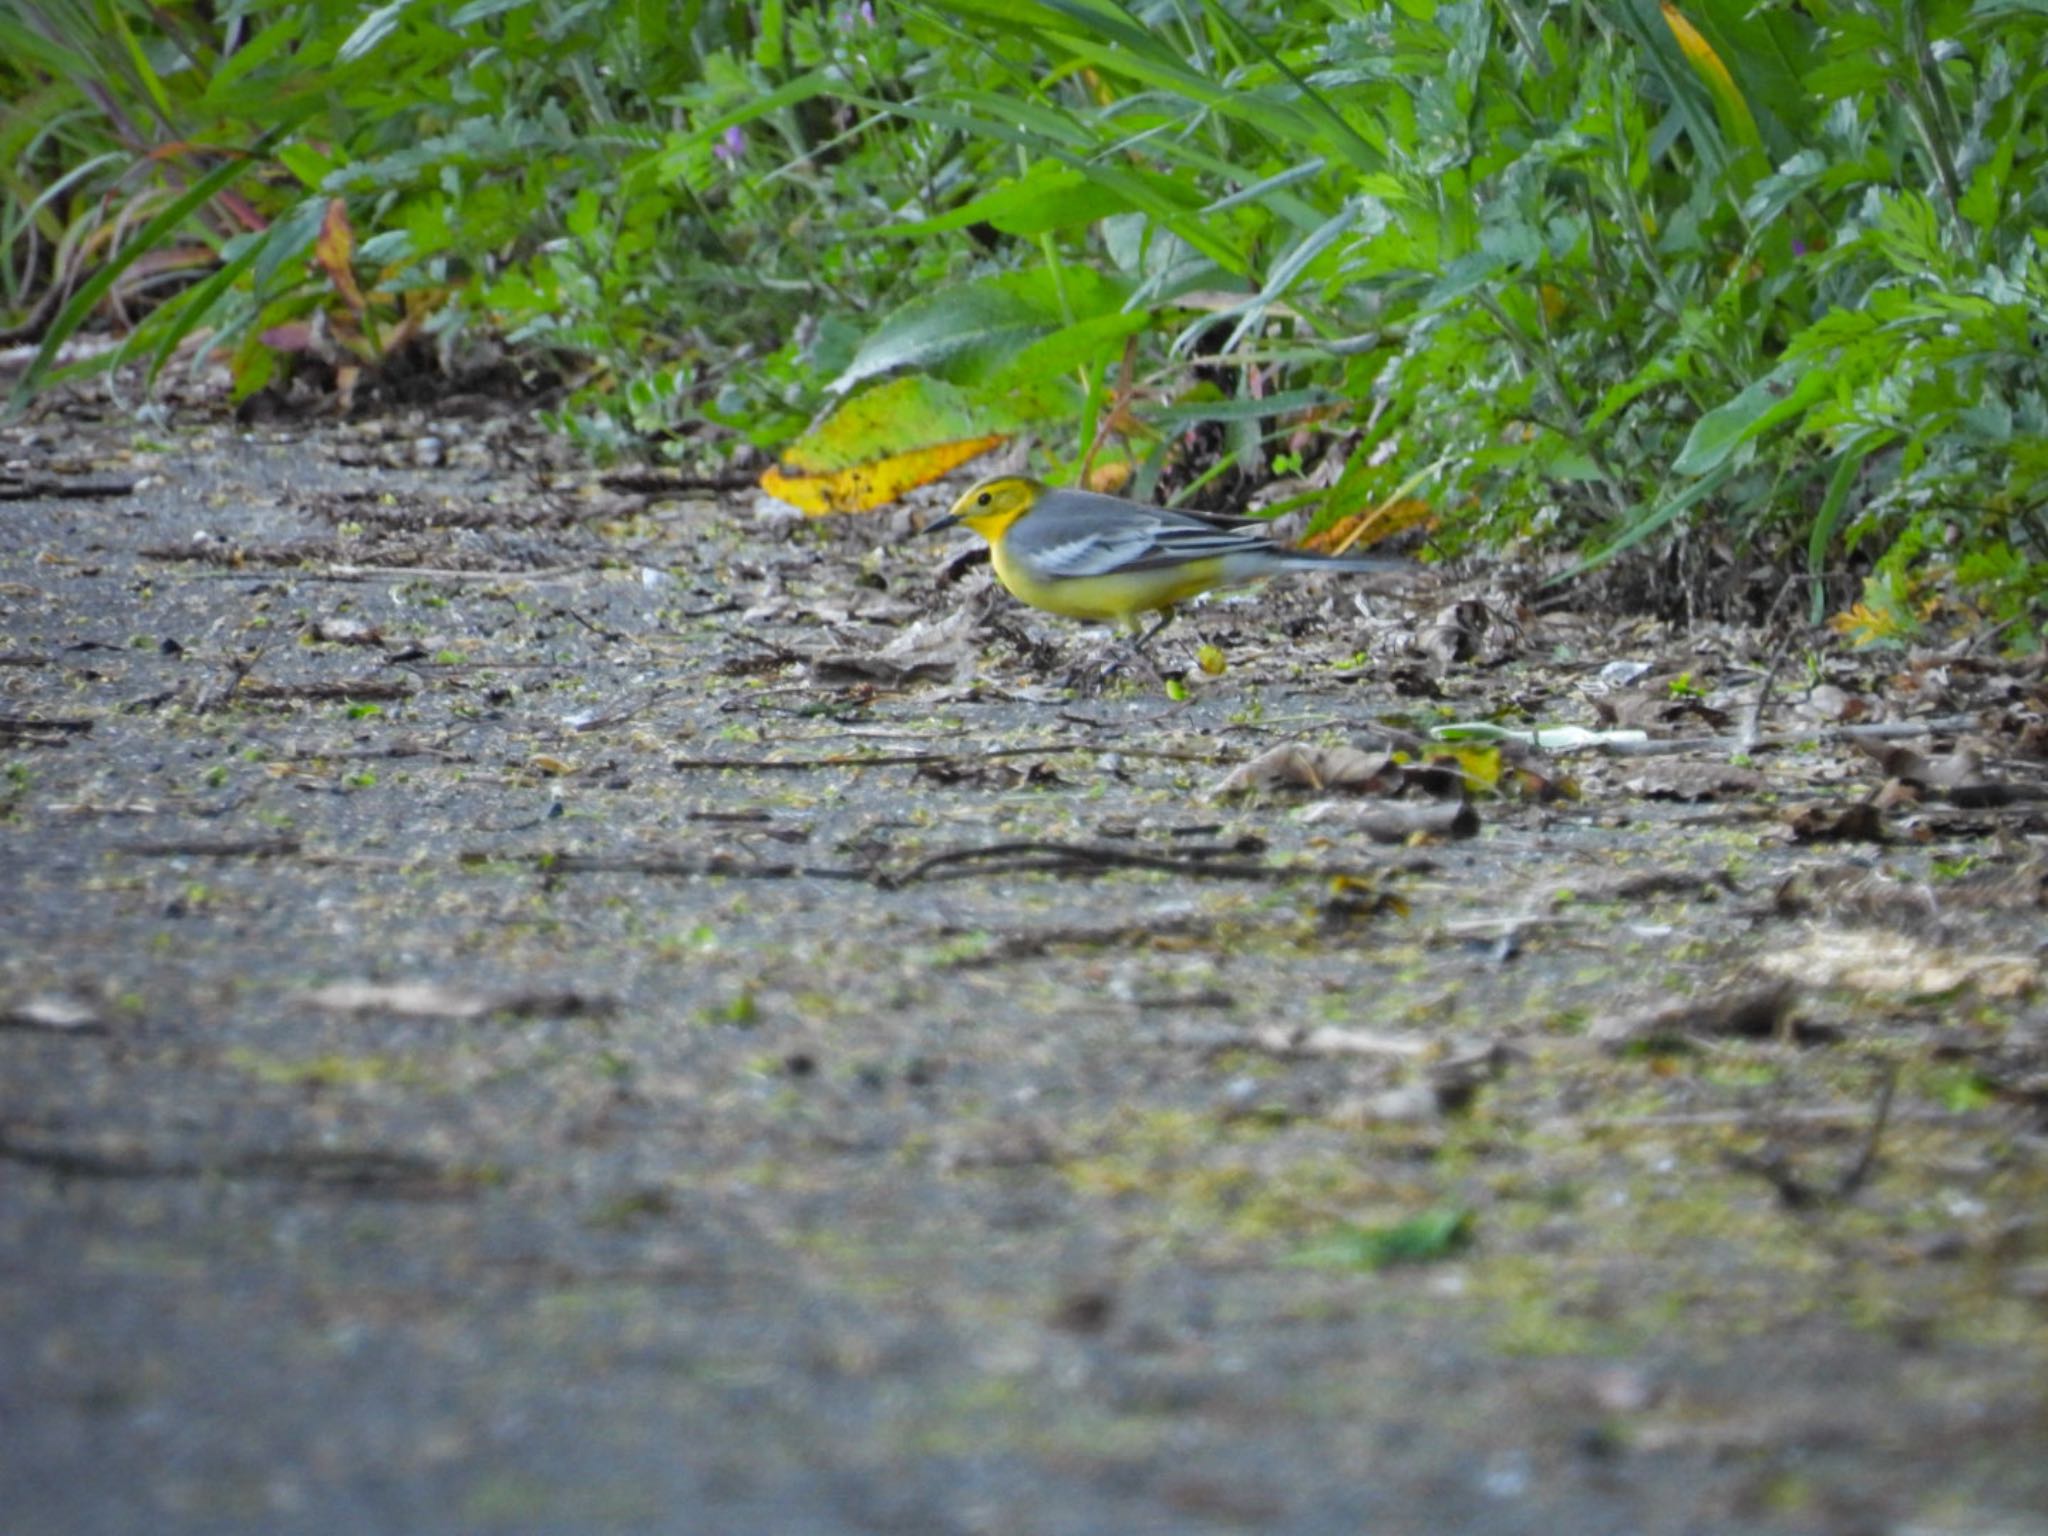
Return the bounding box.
[1303,497,1433,557]
[762,434,1006,515]
[761,375,1025,515]
[1434,743,1502,792]
[1084,457,1133,494]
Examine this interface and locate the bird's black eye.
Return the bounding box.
[977,491,992,507]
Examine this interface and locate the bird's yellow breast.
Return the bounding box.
[989,542,1230,625]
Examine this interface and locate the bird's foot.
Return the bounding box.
[1060,637,1169,695]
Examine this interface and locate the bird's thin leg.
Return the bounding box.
[1062,611,1174,694]
[1131,608,1178,653]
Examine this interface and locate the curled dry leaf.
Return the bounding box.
[1299,798,1479,843]
[1419,599,1492,667]
[1209,743,1400,799]
[811,610,982,686]
[1785,801,1886,844]
[307,618,384,646]
[1588,982,1798,1051]
[1620,760,1766,801]
[1856,739,2040,808]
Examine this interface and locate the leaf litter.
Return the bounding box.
[1,398,2046,1534]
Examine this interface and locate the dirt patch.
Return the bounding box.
[4,397,2047,1535]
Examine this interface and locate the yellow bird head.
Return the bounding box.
[927,475,1041,542]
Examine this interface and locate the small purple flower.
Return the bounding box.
[714,126,746,165]
[860,1,874,22]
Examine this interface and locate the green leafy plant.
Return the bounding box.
[3,0,2043,634]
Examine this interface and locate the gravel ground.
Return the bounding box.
[4,401,2047,1535]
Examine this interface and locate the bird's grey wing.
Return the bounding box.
[1111,509,1277,572]
[1016,516,1164,578]
[1016,502,1276,577]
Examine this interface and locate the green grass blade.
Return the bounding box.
[1807,438,1888,624]
[9,125,285,410]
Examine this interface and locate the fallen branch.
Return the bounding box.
[0,476,137,501]
[881,839,1309,888]
[117,836,303,859]
[461,849,871,882]
[238,679,413,703]
[1149,1021,1437,1060]
[670,742,1238,772]
[0,715,92,741]
[0,1133,485,1196]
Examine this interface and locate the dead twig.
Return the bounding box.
[556,604,629,645]
[237,678,413,703]
[0,1133,484,1196]
[669,743,1237,772]
[1722,1061,1902,1211]
[460,850,872,882]
[275,738,473,762]
[882,839,1319,888]
[193,642,269,713]
[0,715,93,740]
[1739,573,1808,752]
[929,913,1243,966]
[0,476,137,501]
[116,836,303,859]
[174,563,591,583]
[569,688,690,733]
[597,469,756,495]
[1149,1021,1436,1060]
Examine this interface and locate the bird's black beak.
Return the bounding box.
[924,511,961,534]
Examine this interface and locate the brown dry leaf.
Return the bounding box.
[1798,683,1868,724]
[1621,760,1766,801]
[1419,600,1488,667]
[1596,683,1731,732]
[914,758,1062,791]
[1785,800,1886,844]
[1589,982,1797,1050]
[811,610,981,685]
[1301,496,1432,557]
[1299,798,1479,843]
[1757,930,2039,1001]
[1208,744,1401,799]
[1858,740,1975,786]
[307,618,384,646]
[314,198,367,315]
[1854,739,2035,808]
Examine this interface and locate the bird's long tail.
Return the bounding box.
[1273,549,1411,573]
